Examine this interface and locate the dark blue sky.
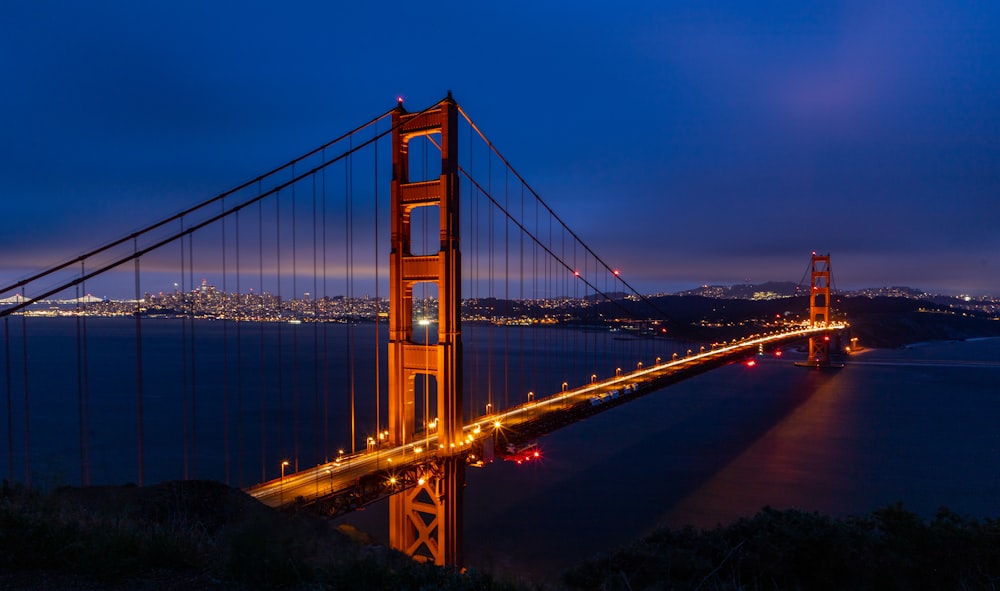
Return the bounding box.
[3,1,999,295]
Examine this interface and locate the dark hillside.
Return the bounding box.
[0,480,525,590]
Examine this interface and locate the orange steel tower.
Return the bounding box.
[807,252,832,366]
[387,95,464,565]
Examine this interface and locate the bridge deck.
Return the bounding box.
[246,324,846,515]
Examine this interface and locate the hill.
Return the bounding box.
[5,480,1000,590]
[0,480,522,590]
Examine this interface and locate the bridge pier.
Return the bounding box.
[389,457,464,564]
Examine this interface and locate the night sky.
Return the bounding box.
[3,2,999,295]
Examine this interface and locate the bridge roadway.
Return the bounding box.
[247,323,846,515]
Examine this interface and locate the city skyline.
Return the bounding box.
[3,2,999,296]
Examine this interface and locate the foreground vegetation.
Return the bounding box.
[565,505,1000,591]
[0,480,523,590]
[3,480,1000,589]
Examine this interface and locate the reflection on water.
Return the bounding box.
[452,339,1000,575]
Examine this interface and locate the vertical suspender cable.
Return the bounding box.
[222,199,230,485]
[236,209,244,486]
[189,233,197,478]
[21,288,30,489]
[4,316,11,482]
[532,194,538,399]
[519,183,524,403]
[468,129,477,420]
[258,197,267,482]
[180,225,189,480]
[322,153,329,461]
[374,121,381,439]
[466,123,474,422]
[81,264,90,485]
[76,284,84,485]
[133,246,144,487]
[292,166,300,471]
[561,225,567,386]
[504,167,509,410]
[487,149,493,411]
[312,173,320,465]
[579,242,585,380]
[276,190,284,462]
[347,135,356,454]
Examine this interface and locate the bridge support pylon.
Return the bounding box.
[387,95,464,566]
[797,252,842,369]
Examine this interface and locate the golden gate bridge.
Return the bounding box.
[0,94,845,565]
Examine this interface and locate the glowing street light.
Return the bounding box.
[280,460,290,503]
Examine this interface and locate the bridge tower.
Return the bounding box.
[806,252,832,366]
[387,95,464,565]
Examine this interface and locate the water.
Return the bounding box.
[341,338,1000,575]
[1,317,675,487]
[4,318,999,576]
[459,339,1000,574]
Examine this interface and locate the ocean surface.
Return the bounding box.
[3,318,999,576]
[343,337,1000,575]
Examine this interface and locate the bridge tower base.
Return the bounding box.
[388,457,464,564]
[387,95,465,566]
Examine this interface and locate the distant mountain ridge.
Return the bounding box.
[671,281,801,299]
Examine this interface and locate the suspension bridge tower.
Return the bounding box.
[798,252,841,368]
[387,95,465,565]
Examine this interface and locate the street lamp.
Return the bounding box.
[280,460,290,504]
